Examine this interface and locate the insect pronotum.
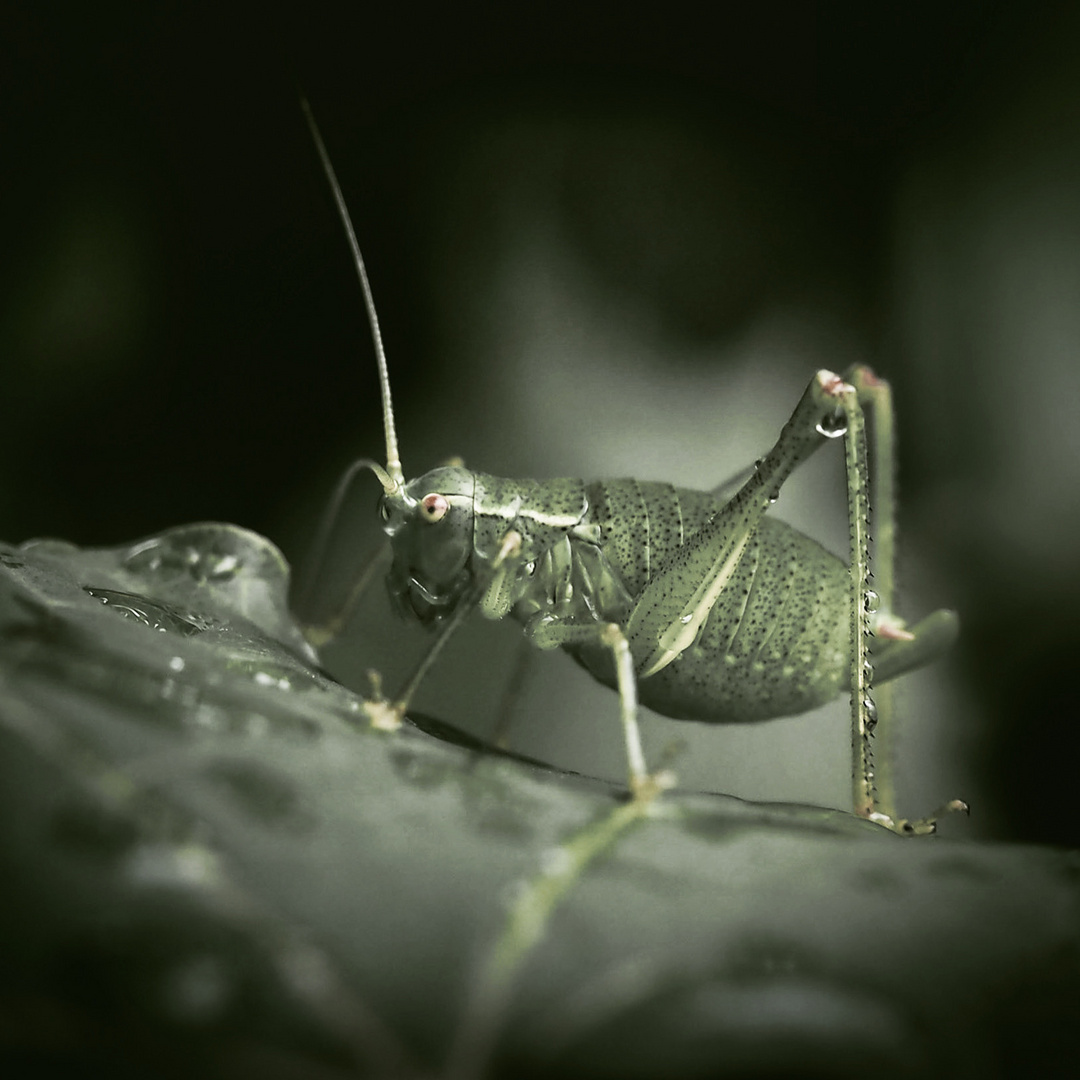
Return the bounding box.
[300,100,967,835]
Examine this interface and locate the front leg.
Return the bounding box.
[365,530,526,730]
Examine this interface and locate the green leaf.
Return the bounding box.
[2,524,1078,1079]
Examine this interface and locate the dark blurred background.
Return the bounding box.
[4,4,1079,844]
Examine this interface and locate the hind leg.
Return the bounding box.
[842,366,966,834]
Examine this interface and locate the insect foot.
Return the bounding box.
[628,767,678,806]
[360,669,405,732]
[867,799,971,837]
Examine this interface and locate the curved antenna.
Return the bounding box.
[300,96,404,492]
[296,456,395,639]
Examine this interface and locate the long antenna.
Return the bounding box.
[300,96,404,492]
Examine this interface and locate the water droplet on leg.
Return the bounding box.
[815,409,848,439]
[863,696,878,732]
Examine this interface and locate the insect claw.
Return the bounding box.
[865,796,969,836]
[364,700,405,732]
[628,769,677,805]
[362,668,405,732]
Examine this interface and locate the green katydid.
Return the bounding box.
[301,101,966,835]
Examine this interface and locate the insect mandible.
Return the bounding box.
[300,101,967,835]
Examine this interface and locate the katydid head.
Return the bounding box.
[380,466,478,624]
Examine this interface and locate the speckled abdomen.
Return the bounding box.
[571,489,852,724]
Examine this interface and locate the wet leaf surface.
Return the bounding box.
[1,525,1078,1079]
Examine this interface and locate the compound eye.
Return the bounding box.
[420,493,450,523]
[378,499,391,522]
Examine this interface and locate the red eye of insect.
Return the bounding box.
[420,493,450,523]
